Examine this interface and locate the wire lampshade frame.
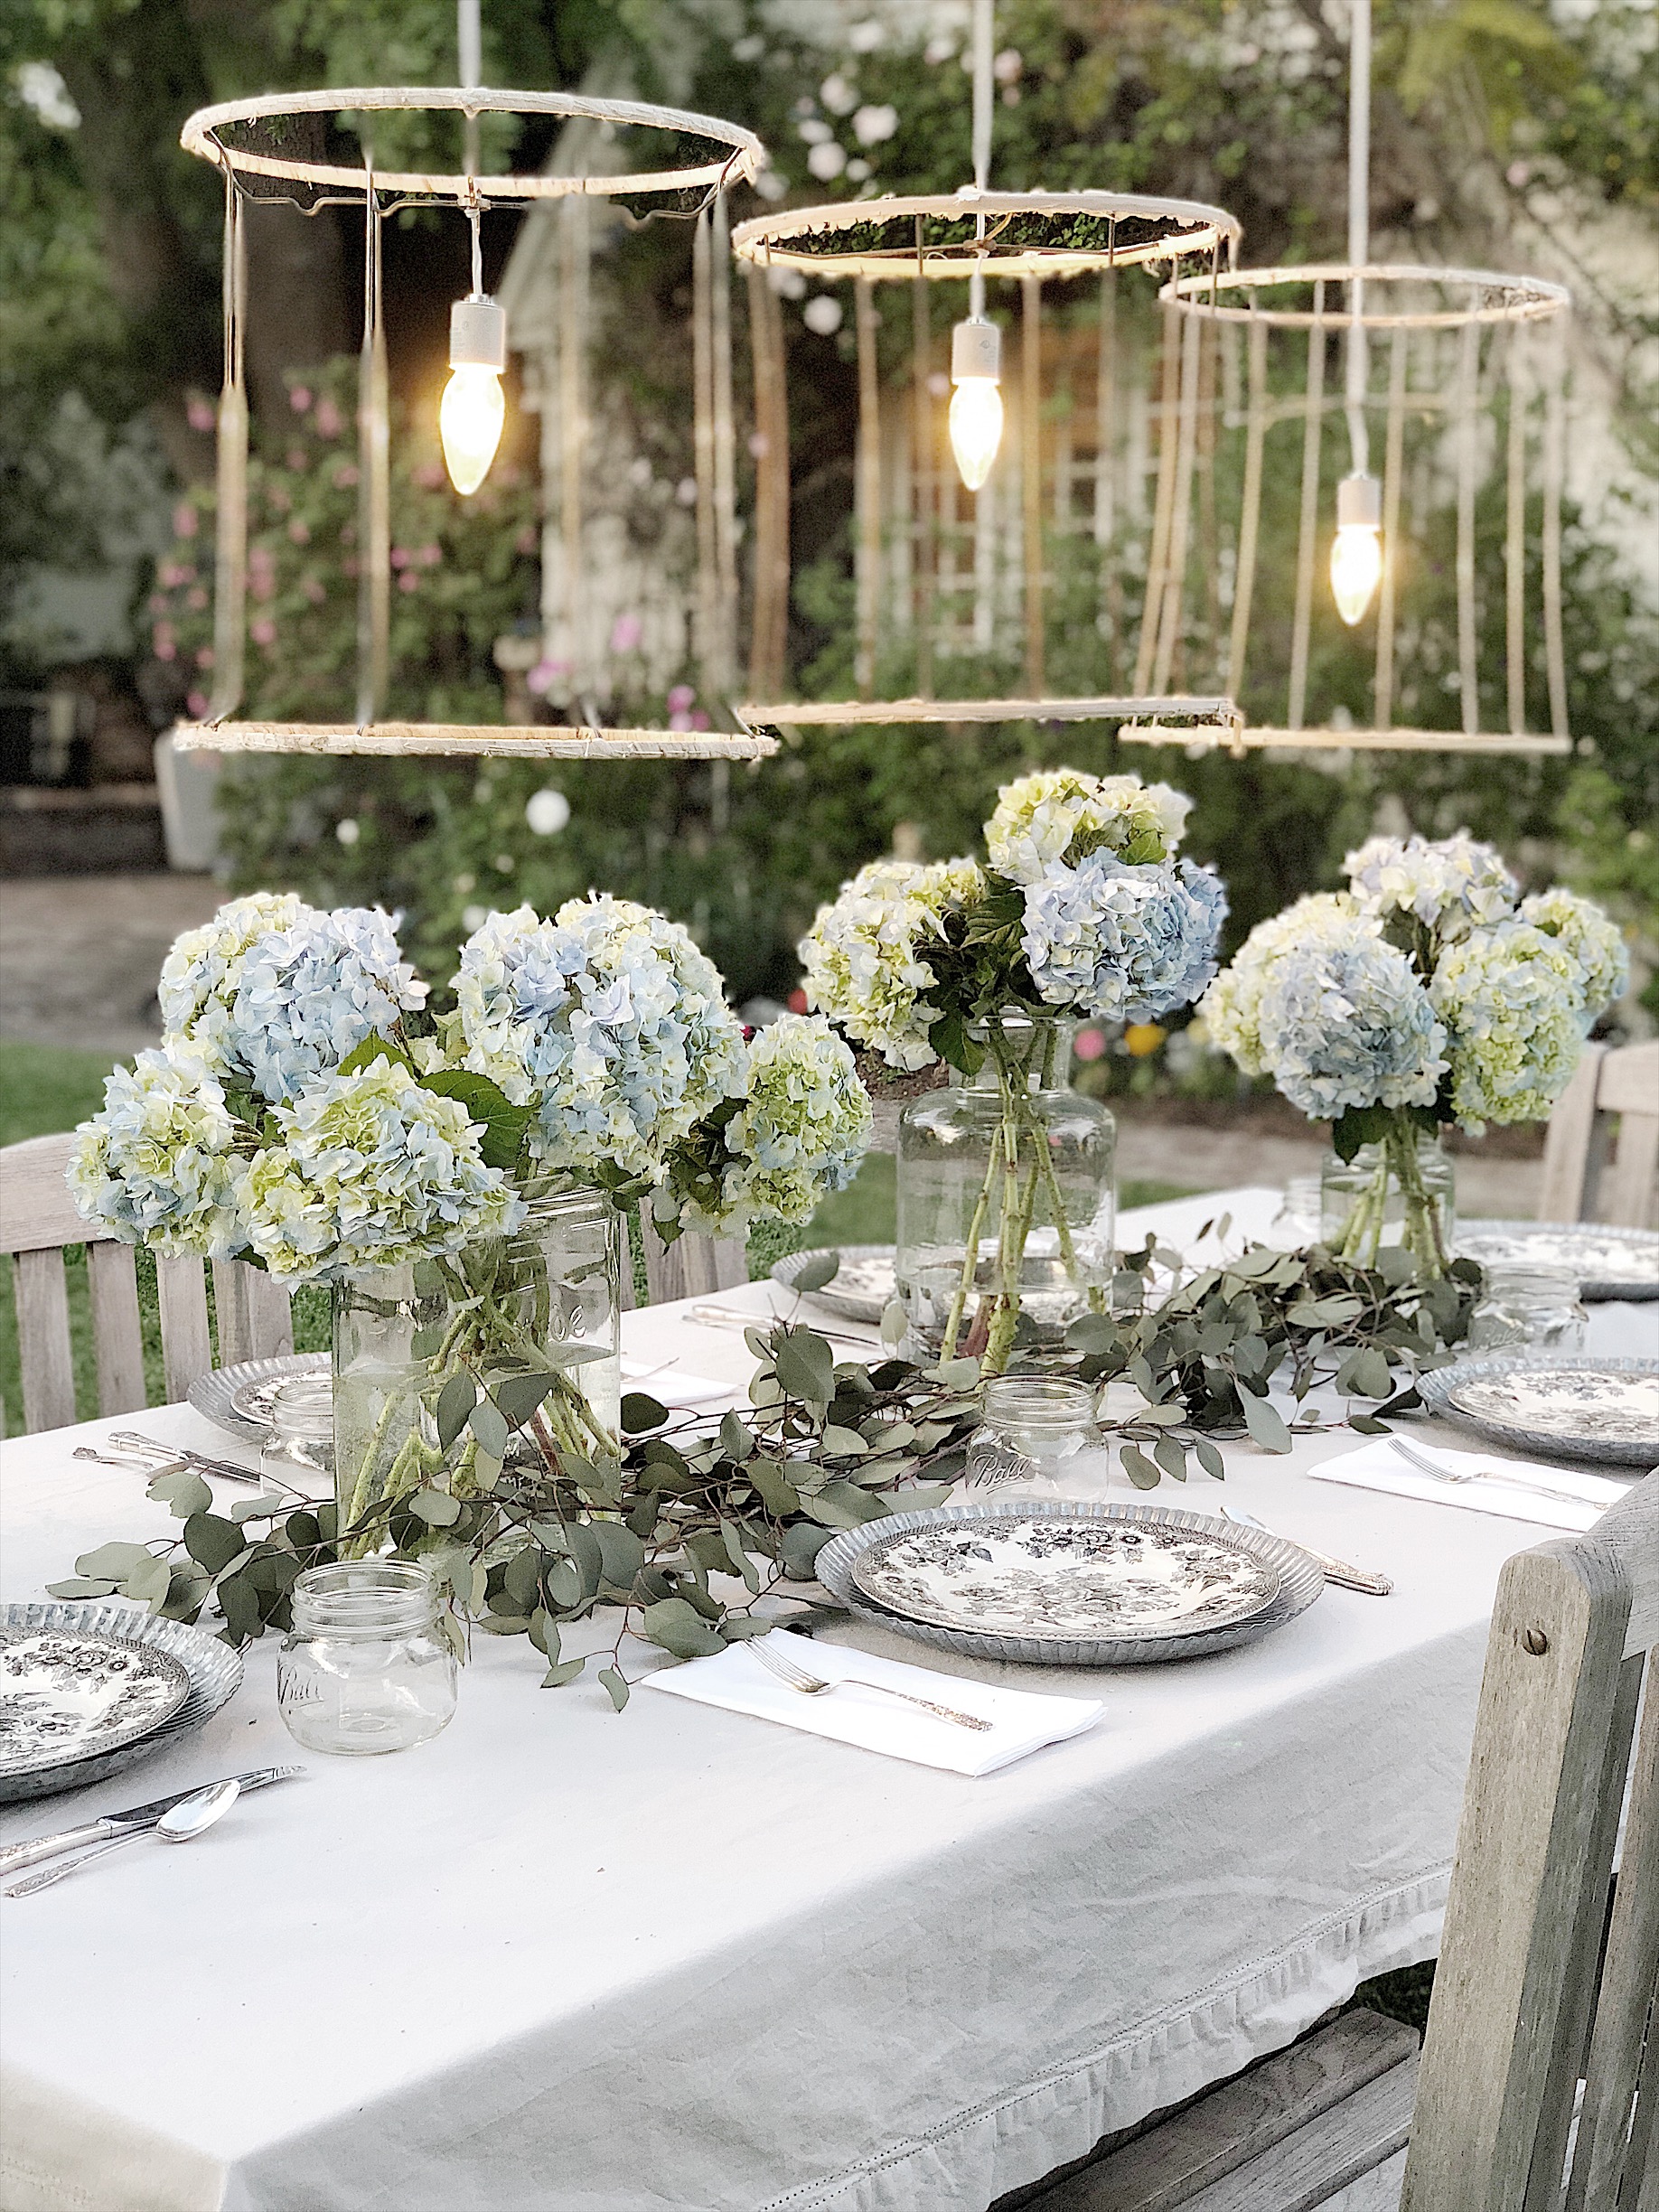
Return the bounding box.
[1154,261,1573,756]
[173,86,778,762]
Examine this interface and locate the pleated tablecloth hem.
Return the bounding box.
[757,1863,1450,2212]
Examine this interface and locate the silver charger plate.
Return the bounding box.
[772,1245,896,1326]
[190,1352,329,1441]
[817,1500,1324,1667]
[1454,1220,1659,1303]
[0,1627,190,1779]
[0,1604,244,1804]
[1418,1354,1659,1467]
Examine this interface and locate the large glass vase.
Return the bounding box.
[896,1019,1115,1373]
[333,1191,622,1554]
[1320,1122,1456,1275]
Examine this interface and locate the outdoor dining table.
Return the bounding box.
[3,1186,1654,2212]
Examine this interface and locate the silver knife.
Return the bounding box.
[0,1767,301,1877]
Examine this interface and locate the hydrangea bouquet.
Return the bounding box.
[1203,834,1627,1270]
[70,893,868,1550]
[801,769,1225,1370]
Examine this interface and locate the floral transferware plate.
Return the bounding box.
[1419,1354,1659,1467]
[849,1511,1281,1643]
[818,1501,1322,1667]
[0,1604,244,1804]
[190,1352,330,1441]
[1454,1221,1659,1303]
[0,1626,190,1780]
[772,1245,896,1325]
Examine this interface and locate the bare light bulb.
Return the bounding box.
[440,295,507,496]
[1331,471,1382,626]
[949,315,1003,492]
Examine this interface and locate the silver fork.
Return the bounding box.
[1388,1436,1601,1514]
[1219,1504,1393,1596]
[747,1636,992,1731]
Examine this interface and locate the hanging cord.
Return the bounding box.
[355,151,390,727]
[969,0,992,318]
[458,0,482,182]
[468,200,484,295]
[207,172,248,724]
[1345,0,1372,474]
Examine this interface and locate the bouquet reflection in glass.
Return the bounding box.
[277,1561,457,1755]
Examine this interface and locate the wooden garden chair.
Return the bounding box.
[632,1212,747,1307]
[1016,1468,1659,2211]
[1539,1040,1659,1230]
[0,1130,292,1435]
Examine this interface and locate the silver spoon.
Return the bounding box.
[4,1779,242,1898]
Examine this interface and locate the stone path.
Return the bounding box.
[0,874,221,1057]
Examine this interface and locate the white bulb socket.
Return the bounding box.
[1336,471,1382,530]
[450,295,507,371]
[951,316,1001,383]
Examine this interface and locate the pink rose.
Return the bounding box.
[390,547,410,568]
[303,577,326,605]
[186,398,216,435]
[669,711,693,731]
[527,657,572,698]
[289,386,312,412]
[413,461,446,491]
[419,543,441,567]
[250,617,276,647]
[286,447,306,472]
[610,613,642,652]
[667,682,695,712]
[186,586,208,611]
[194,647,214,669]
[186,691,209,717]
[1073,1027,1107,1064]
[398,571,418,593]
[690,709,710,730]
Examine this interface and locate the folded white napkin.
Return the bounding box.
[1310,1435,1629,1532]
[643,1629,1102,1776]
[619,1362,735,1410]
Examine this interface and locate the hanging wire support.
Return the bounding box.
[1287,279,1327,730]
[1021,275,1044,694]
[912,226,935,697]
[1373,324,1409,729]
[1225,314,1269,705]
[354,161,390,727]
[206,174,248,724]
[711,189,739,693]
[854,278,883,696]
[692,205,719,695]
[1151,304,1202,693]
[1345,0,1371,477]
[1505,323,1529,736]
[457,0,482,180]
[1455,307,1482,736]
[1542,317,1570,741]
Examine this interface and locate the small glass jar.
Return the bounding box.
[276,1561,457,1756]
[1468,1264,1589,1354]
[1320,1134,1456,1269]
[967,1373,1096,1478]
[260,1376,334,1495]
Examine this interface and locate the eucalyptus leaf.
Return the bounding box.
[773,1328,836,1406]
[145,1467,214,1518]
[1239,1392,1292,1454]
[411,1488,463,1527]
[468,1399,510,1459]
[642,1597,726,1659]
[45,1576,117,1598]
[1120,1443,1161,1490]
[75,1541,154,1580]
[719,1410,753,1461]
[599,1664,631,1711]
[791,1251,841,1294]
[183,1513,246,1576]
[492,1373,558,1431]
[1193,1436,1226,1481]
[621,1392,670,1433]
[541,1659,586,1688]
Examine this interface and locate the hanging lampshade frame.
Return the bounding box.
[173,86,778,762]
[1155,261,1573,757]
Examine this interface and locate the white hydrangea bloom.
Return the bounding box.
[238,1057,520,1282]
[680,1015,872,1238]
[1021,854,1226,1020]
[1199,893,1367,1075]
[160,896,427,1102]
[1254,933,1448,1120]
[985,769,1190,885]
[797,857,984,1071]
[1345,831,1518,942]
[455,897,745,1179]
[1519,886,1628,1020]
[1431,921,1589,1129]
[67,1048,247,1258]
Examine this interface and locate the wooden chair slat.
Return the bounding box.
[1401,1476,1659,2212]
[1566,1654,1659,2212]
[85,1242,146,1416]
[155,1255,213,1402]
[0,1130,99,1257]
[1594,1040,1659,1116]
[211,1258,294,1367]
[1538,1048,1604,1223]
[14,1249,77,1433]
[638,1216,748,1305]
[1538,1040,1658,1230]
[1602,1111,1659,1235]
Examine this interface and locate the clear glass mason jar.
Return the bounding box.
[1270,1176,1325,1251]
[1320,1129,1456,1272]
[259,1375,334,1495]
[897,1018,1115,1371]
[332,1191,622,1553]
[276,1561,456,1756]
[1468,1264,1589,1354]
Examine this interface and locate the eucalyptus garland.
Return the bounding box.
[49,1235,1480,1707]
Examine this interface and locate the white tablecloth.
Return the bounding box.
[3,1189,1654,2212]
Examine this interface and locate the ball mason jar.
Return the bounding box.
[259,1375,334,1496]
[276,1561,457,1756]
[896,1019,1115,1370]
[332,1190,622,1552]
[1468,1264,1589,1354]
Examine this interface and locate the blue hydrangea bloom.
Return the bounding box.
[1021,854,1227,1021]
[1255,933,1448,1120]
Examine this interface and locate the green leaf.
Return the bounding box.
[621,1392,670,1433]
[145,1467,214,1518]
[1332,1105,1392,1164]
[782,1523,833,1579]
[338,1030,414,1076]
[803,1477,889,1528]
[410,1487,463,1526]
[121,1551,173,1608]
[1120,1443,1162,1490]
[217,1570,264,1641]
[1193,1436,1226,1481]
[599,1664,631,1711]
[773,1327,836,1406]
[492,1372,558,1431]
[718,1410,753,1462]
[468,1398,510,1458]
[1153,1435,1188,1482]
[230,1494,288,1523]
[720,1519,762,1592]
[436,1372,477,1450]
[75,1541,153,1580]
[593,1521,646,1595]
[642,1597,726,1659]
[1352,1348,1394,1400]
[820,1424,868,1457]
[46,1576,117,1598]
[417,1069,532,1171]
[791,1251,841,1294]
[1240,1393,1292,1454]
[183,1514,246,1575]
[541,1659,586,1688]
[745,1457,802,1517]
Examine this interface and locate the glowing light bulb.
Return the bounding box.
[949,315,1003,492]
[440,295,507,496]
[1330,471,1382,626]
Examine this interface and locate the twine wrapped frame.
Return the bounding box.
[174,87,777,763]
